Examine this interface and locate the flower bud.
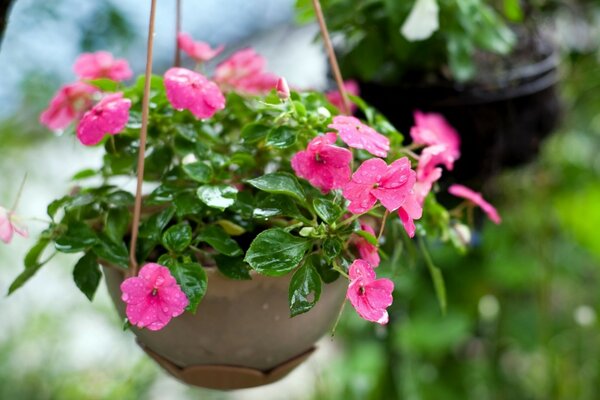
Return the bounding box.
[276,77,290,99]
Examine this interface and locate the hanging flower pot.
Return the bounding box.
[358,33,561,183]
[103,264,346,389]
[6,0,503,391]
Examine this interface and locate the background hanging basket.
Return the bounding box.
[103,264,347,389]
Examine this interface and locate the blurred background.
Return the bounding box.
[1,0,599,399]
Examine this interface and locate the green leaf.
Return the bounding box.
[182,162,213,183]
[419,238,447,314]
[241,123,270,143]
[312,254,339,283]
[266,126,297,148]
[322,236,343,262]
[247,173,306,203]
[356,229,378,246]
[197,185,238,210]
[503,0,523,21]
[8,238,51,295]
[198,225,242,257]
[93,234,129,268]
[253,195,308,222]
[139,206,175,242]
[313,198,342,224]
[55,222,98,253]
[214,255,252,280]
[73,251,102,301]
[173,192,204,217]
[244,229,312,276]
[106,190,135,207]
[168,262,208,313]
[71,168,98,181]
[288,259,322,317]
[47,195,72,219]
[162,223,193,253]
[87,78,119,92]
[105,208,131,243]
[447,32,475,82]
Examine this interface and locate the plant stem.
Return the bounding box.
[378,210,389,239]
[330,299,346,337]
[10,173,27,212]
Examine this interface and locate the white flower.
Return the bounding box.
[400,0,440,42]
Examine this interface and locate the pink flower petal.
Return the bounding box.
[448,184,501,224]
[74,51,133,81]
[39,82,98,131]
[177,33,224,63]
[355,223,380,267]
[0,207,14,244]
[347,260,393,325]
[291,133,352,193]
[343,157,417,214]
[326,80,359,113]
[214,48,278,94]
[411,110,460,160]
[120,263,189,331]
[164,67,226,119]
[397,192,423,238]
[328,116,390,158]
[76,92,131,146]
[372,158,416,212]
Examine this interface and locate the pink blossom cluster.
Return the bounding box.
[290,110,500,324]
[40,51,133,145]
[177,33,279,95]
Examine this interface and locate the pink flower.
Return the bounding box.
[328,115,390,158]
[164,67,226,119]
[177,33,224,63]
[0,207,28,244]
[342,157,416,214]
[410,110,460,160]
[120,263,189,331]
[354,223,380,267]
[397,191,423,238]
[39,82,99,131]
[346,259,394,325]
[413,166,442,204]
[213,48,278,94]
[73,51,133,81]
[448,184,501,224]
[326,80,359,113]
[76,92,131,146]
[276,77,290,99]
[291,132,352,193]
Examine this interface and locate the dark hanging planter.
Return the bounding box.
[359,33,561,183]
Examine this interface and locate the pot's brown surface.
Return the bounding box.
[103,265,347,389]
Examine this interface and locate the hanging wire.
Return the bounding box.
[128,0,158,277]
[174,0,182,67]
[311,0,350,115]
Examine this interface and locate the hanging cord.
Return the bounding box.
[311,0,350,115]
[174,0,182,67]
[128,0,158,278]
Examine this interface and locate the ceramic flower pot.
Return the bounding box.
[103,264,347,390]
[359,35,561,183]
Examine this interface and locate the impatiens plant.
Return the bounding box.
[7,32,500,331]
